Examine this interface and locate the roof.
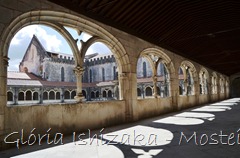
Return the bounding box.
[7,79,42,87]
[7,72,31,80]
[48,0,240,76]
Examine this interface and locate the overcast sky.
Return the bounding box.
[8,25,111,71]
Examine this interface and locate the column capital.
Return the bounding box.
[73,66,84,76]
[119,73,127,79]
[3,56,9,67]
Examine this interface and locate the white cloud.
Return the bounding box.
[8,59,21,71]
[11,25,62,52]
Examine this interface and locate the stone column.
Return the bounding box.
[119,72,138,122]
[14,87,19,105]
[39,87,43,104]
[61,88,64,103]
[0,56,8,147]
[73,66,85,102]
[152,75,158,98]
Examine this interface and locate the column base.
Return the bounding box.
[74,93,85,102]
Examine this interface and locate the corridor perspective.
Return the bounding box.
[1,1,240,158]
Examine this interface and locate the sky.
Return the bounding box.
[8,25,112,71]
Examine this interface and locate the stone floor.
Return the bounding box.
[1,98,240,158]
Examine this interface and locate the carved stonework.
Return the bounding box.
[119,73,127,79]
[73,66,84,76]
[3,56,9,67]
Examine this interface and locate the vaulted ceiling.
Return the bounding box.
[48,0,240,76]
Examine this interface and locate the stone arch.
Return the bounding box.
[219,75,225,94]
[49,90,55,100]
[33,92,39,100]
[25,90,32,101]
[138,48,175,97]
[64,90,70,99]
[211,72,218,94]
[199,67,209,94]
[56,92,61,100]
[180,60,197,80]
[1,10,130,73]
[71,90,76,99]
[7,91,13,102]
[137,88,141,97]
[43,91,48,100]
[18,91,25,101]
[179,60,197,95]
[108,90,112,98]
[145,86,153,96]
[82,90,87,98]
[91,91,95,98]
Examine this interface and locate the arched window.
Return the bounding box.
[7,91,13,101]
[71,91,76,99]
[82,90,86,98]
[49,91,55,100]
[108,90,112,98]
[43,91,48,100]
[179,68,184,95]
[211,73,218,94]
[145,87,152,96]
[64,91,70,99]
[33,92,38,100]
[137,88,141,97]
[26,90,32,100]
[157,86,160,95]
[91,91,95,98]
[61,67,65,82]
[96,91,100,98]
[89,69,93,83]
[103,91,107,97]
[143,62,147,78]
[56,92,61,100]
[102,68,105,81]
[157,63,169,97]
[18,92,24,101]
[179,61,196,96]
[113,66,116,80]
[199,69,209,95]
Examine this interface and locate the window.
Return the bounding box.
[137,88,141,97]
[89,69,93,83]
[49,91,55,100]
[113,66,116,80]
[7,91,13,101]
[18,92,24,101]
[61,67,64,82]
[33,92,38,100]
[102,68,105,81]
[64,91,70,99]
[145,87,152,96]
[71,91,76,99]
[26,90,32,100]
[143,62,147,78]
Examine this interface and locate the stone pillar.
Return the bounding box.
[61,88,64,103]
[170,70,180,111]
[141,84,145,99]
[119,72,138,122]
[152,75,158,98]
[39,87,43,104]
[0,56,8,149]
[14,87,19,105]
[73,66,85,102]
